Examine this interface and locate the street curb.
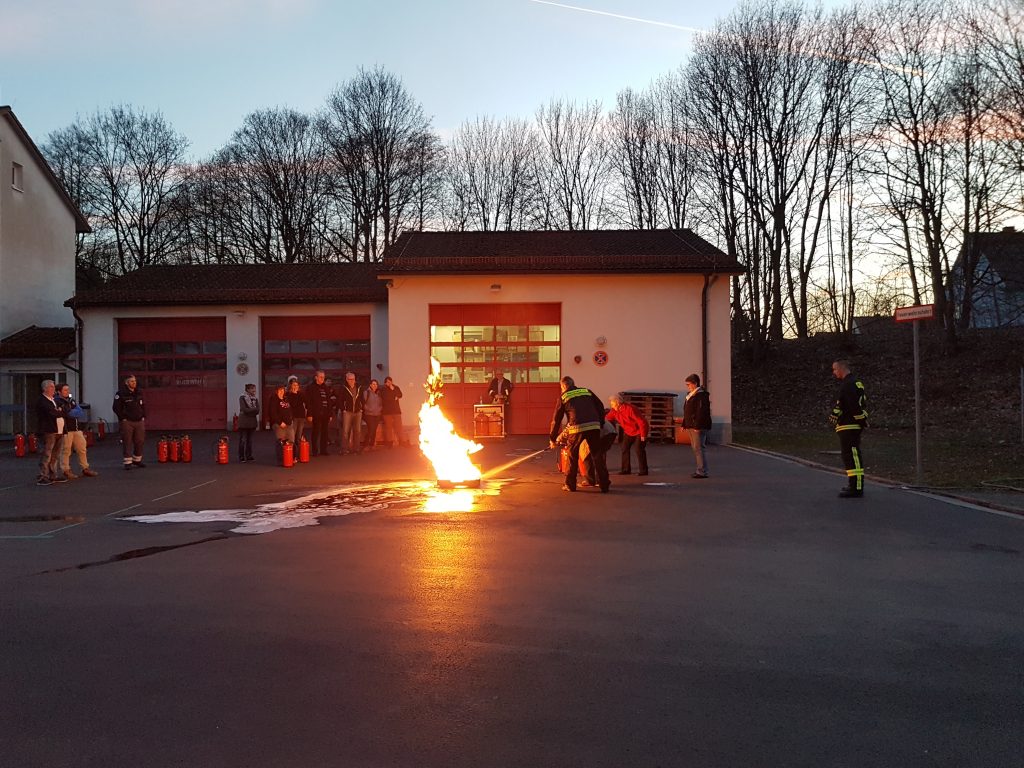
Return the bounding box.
[729,442,1024,518]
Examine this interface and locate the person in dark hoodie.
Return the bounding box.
[112,373,146,471]
[682,373,711,479]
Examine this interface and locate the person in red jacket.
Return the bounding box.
[605,393,650,476]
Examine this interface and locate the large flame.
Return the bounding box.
[419,357,483,484]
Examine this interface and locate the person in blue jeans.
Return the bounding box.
[682,373,711,478]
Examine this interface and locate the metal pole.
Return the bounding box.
[914,319,923,484]
[1020,366,1023,444]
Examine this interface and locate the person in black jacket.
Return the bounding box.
[237,383,260,462]
[548,376,610,493]
[304,370,334,456]
[682,373,712,479]
[268,383,293,436]
[337,372,363,454]
[286,377,308,451]
[380,376,403,448]
[36,379,65,485]
[830,359,868,498]
[112,374,146,470]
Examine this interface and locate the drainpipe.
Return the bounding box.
[701,275,710,390]
[71,307,84,402]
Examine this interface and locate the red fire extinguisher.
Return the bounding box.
[14,433,26,458]
[232,413,238,432]
[169,437,181,462]
[217,436,230,465]
[97,418,106,441]
[281,440,294,468]
[157,436,170,463]
[181,435,193,463]
[298,436,310,463]
[27,433,38,454]
[85,429,96,447]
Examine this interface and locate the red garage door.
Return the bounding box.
[261,316,371,401]
[429,304,561,435]
[118,318,227,431]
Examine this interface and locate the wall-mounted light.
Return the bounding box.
[573,355,582,364]
[233,309,246,318]
[385,279,394,288]
[490,283,501,293]
[376,363,384,371]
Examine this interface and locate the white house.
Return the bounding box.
[380,230,744,443]
[0,106,90,435]
[953,227,1024,328]
[67,263,388,431]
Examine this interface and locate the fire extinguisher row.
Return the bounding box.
[15,430,313,468]
[13,420,108,458]
[157,435,194,463]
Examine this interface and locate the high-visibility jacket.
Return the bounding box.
[831,374,868,432]
[550,387,605,441]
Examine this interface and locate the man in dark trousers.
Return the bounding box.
[548,376,610,493]
[113,374,146,470]
[487,370,513,434]
[830,359,868,498]
[305,370,334,456]
[36,379,65,485]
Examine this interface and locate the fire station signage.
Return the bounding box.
[894,304,935,323]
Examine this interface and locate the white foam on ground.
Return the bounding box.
[125,480,506,534]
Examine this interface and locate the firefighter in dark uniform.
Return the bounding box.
[830,359,868,497]
[113,373,147,470]
[549,376,610,493]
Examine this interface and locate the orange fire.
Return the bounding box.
[418,357,483,485]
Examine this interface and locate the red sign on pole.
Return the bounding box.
[894,304,935,323]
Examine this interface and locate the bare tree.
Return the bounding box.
[534,98,610,230]
[319,66,442,260]
[444,116,540,231]
[219,108,328,263]
[608,88,660,228]
[44,106,189,277]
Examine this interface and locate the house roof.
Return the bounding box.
[0,325,76,359]
[0,107,91,233]
[379,229,746,275]
[66,262,388,309]
[964,229,1024,290]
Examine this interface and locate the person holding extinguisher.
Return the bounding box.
[605,394,650,476]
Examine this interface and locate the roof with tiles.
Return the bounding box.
[66,262,388,309]
[379,229,745,274]
[969,229,1024,290]
[0,326,76,359]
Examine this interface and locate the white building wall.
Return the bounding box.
[0,119,77,339]
[385,273,734,441]
[79,303,387,424]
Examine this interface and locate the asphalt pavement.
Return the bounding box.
[2,432,1022,768]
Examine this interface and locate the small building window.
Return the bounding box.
[11,162,24,191]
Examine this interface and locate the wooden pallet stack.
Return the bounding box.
[621,391,678,443]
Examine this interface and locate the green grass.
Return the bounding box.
[733,426,1024,489]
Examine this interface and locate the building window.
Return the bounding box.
[11,162,24,191]
[429,322,560,384]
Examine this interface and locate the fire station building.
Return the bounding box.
[68,229,744,441]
